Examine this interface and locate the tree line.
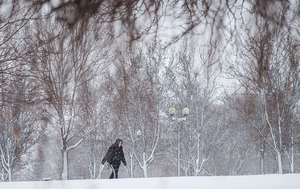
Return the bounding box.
[0,0,300,181]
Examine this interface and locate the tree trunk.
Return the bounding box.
[277,151,283,174]
[291,141,294,173]
[142,152,148,178]
[143,166,148,178]
[8,166,12,182]
[291,124,294,173]
[260,143,265,174]
[62,150,68,180]
[130,153,134,178]
[177,124,180,177]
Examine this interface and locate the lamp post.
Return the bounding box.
[169,107,189,177]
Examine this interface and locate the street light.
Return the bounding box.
[136,130,142,136]
[169,107,189,177]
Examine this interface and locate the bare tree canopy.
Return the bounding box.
[1,0,292,46]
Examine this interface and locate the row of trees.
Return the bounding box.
[1,0,300,182]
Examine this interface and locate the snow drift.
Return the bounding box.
[0,174,299,189]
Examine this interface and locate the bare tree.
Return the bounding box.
[228,19,300,174]
[27,18,111,180]
[104,42,173,178]
[221,92,259,175]
[73,75,116,179]
[0,4,48,179]
[173,40,226,176]
[0,65,46,182]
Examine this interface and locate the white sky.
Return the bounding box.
[1,174,299,189]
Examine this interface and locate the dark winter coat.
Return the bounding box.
[101,139,127,168]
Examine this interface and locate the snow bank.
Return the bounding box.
[1,174,299,189]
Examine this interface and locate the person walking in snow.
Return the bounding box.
[101,139,127,179]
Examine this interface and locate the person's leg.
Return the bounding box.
[109,171,114,179]
[109,164,119,179]
[109,164,116,179]
[115,168,119,178]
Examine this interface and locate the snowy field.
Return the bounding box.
[1,174,300,189]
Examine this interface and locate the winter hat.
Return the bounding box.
[115,138,123,145]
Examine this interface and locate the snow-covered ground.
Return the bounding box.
[1,174,299,189]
